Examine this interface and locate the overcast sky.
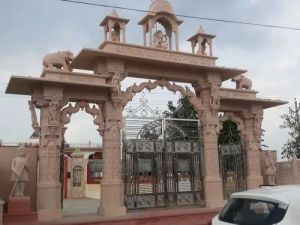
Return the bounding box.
[1,0,300,158]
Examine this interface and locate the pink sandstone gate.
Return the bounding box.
[5,0,287,222]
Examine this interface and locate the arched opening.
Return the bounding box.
[218,118,246,199]
[199,38,209,55]
[122,79,204,209]
[111,23,121,42]
[62,104,102,215]
[153,17,173,50]
[73,166,84,187]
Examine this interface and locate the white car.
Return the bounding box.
[212,185,300,225]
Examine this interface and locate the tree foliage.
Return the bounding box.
[218,120,240,145]
[164,95,198,119]
[280,99,300,159]
[165,95,241,144]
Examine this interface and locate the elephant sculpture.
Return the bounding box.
[231,74,252,90]
[43,50,73,72]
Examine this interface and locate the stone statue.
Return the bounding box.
[231,74,252,90]
[153,30,168,49]
[111,28,121,42]
[10,145,29,197]
[264,151,277,185]
[43,50,73,72]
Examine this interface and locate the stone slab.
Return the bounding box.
[7,197,31,214]
[2,207,220,225]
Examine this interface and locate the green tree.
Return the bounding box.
[218,120,240,145]
[164,95,198,119]
[165,95,240,144]
[280,99,300,159]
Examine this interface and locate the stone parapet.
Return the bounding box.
[41,69,108,85]
[219,88,257,100]
[100,41,217,67]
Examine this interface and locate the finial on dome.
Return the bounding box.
[198,26,205,33]
[111,9,119,17]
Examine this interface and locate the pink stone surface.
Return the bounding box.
[3,207,219,225]
[7,197,31,214]
[3,0,289,222]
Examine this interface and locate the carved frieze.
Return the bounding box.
[61,101,105,134]
[102,42,216,66]
[122,79,202,112]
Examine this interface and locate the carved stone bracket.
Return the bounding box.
[218,112,245,133]
[61,101,105,135]
[28,100,41,135]
[122,79,202,111]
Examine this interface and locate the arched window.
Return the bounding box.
[73,166,83,187]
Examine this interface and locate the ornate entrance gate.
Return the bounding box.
[219,144,246,199]
[218,120,247,199]
[123,104,204,209]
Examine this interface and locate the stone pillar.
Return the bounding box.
[122,26,126,43]
[103,27,107,41]
[98,101,126,217]
[34,87,64,221]
[194,78,224,208]
[175,31,179,51]
[242,108,264,189]
[199,108,224,207]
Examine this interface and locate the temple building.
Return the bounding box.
[3,0,287,223]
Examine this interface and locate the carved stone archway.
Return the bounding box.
[218,112,245,135]
[61,101,105,134]
[120,79,202,111]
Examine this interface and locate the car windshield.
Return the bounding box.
[218,198,288,225]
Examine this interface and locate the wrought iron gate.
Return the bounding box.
[123,94,204,209]
[219,144,246,199]
[123,139,204,209]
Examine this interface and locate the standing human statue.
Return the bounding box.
[264,151,277,185]
[10,145,29,197]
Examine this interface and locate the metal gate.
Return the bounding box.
[123,116,204,209]
[219,144,246,199]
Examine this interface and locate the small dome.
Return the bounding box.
[149,0,175,15]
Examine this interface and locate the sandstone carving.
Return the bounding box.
[153,30,168,49]
[264,151,277,185]
[231,74,252,90]
[61,102,105,134]
[43,51,73,72]
[10,145,29,197]
[123,79,202,111]
[28,100,40,134]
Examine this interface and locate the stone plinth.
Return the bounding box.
[7,197,31,214]
[4,196,37,224]
[41,69,107,85]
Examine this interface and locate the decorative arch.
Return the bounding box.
[122,79,202,112]
[218,112,245,133]
[61,101,105,134]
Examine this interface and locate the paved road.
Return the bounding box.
[63,198,99,215]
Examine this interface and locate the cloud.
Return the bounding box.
[0,0,298,155]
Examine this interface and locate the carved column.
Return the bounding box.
[194,77,224,208]
[99,100,126,216]
[241,106,264,189]
[175,31,179,51]
[148,21,153,47]
[34,86,64,221]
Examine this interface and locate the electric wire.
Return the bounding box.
[60,0,300,31]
